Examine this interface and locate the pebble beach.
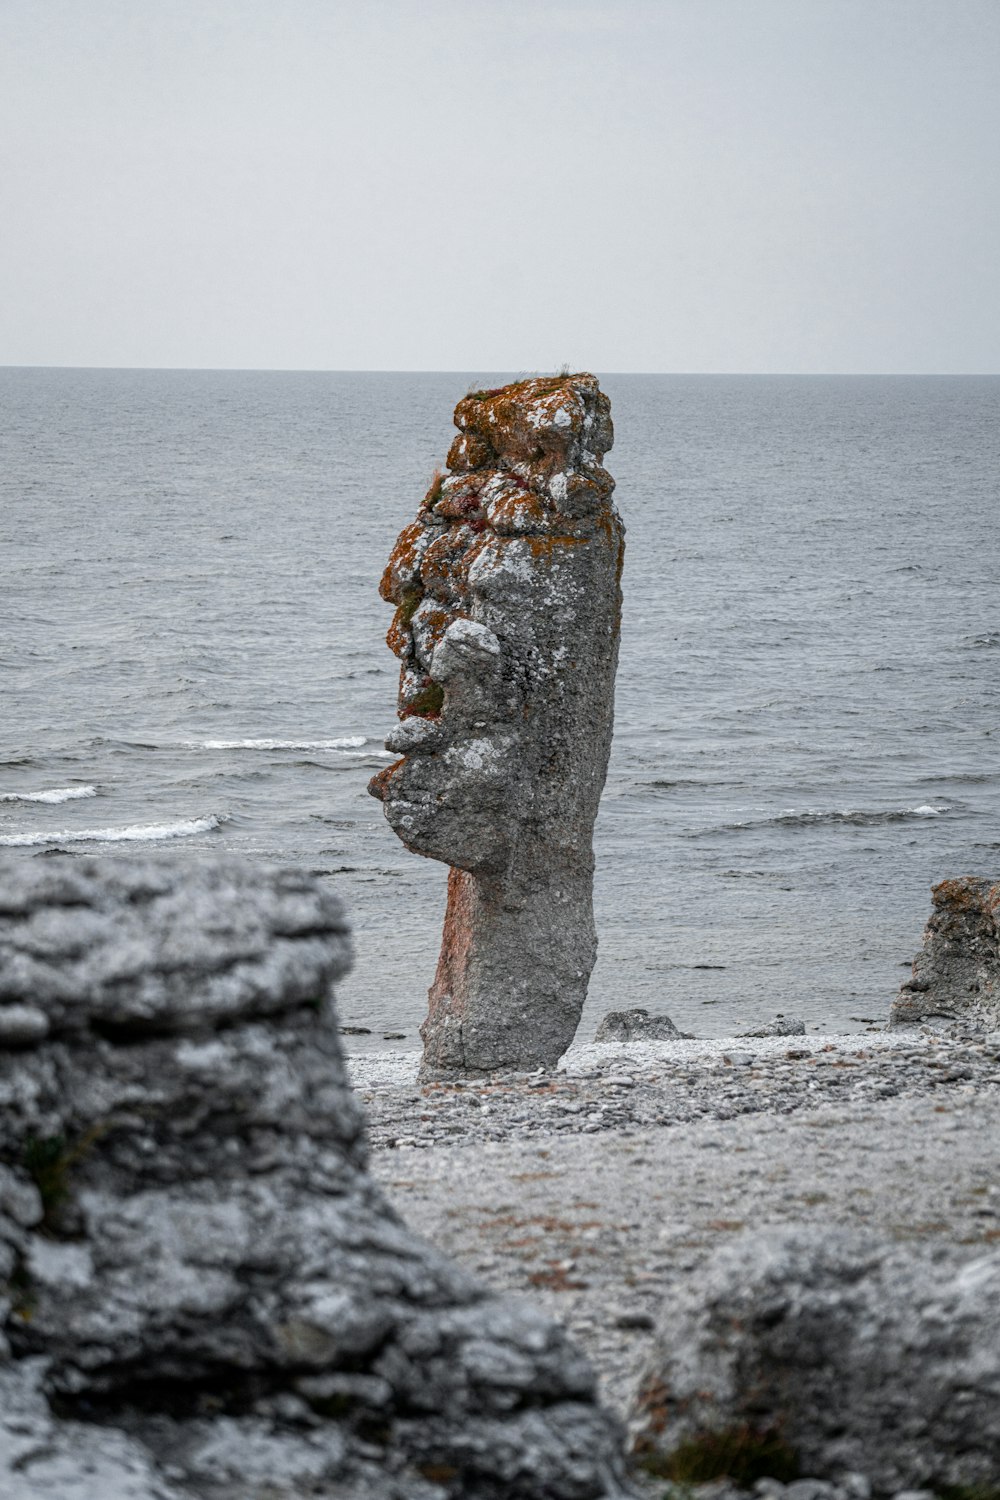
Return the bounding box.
[353,1025,1000,1497]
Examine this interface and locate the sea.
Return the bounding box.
[3,369,999,1046]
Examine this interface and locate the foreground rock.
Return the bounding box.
[370,373,625,1078]
[891,874,1000,1030]
[0,854,630,1500]
[629,1226,1000,1495]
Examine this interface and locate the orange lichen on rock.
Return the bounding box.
[523,534,589,559]
[445,431,495,472]
[486,485,557,535]
[420,525,493,603]
[386,608,413,661]
[380,522,429,604]
[449,373,614,503]
[409,601,455,665]
[932,876,989,913]
[433,475,487,524]
[368,757,405,802]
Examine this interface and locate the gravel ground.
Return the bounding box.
[349,1026,1000,1497]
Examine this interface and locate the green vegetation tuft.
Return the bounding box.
[7,1260,35,1321]
[418,1463,460,1485]
[423,471,446,506]
[397,587,424,626]
[466,371,573,402]
[404,680,445,719]
[22,1124,105,1228]
[23,1134,72,1220]
[305,1391,356,1419]
[638,1425,799,1487]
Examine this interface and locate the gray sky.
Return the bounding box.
[2,0,997,372]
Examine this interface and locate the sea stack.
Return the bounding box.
[370,373,624,1078]
[890,875,1000,1031]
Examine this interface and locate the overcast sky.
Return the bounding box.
[2,0,998,373]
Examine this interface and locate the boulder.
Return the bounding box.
[0,853,631,1499]
[737,1016,806,1038]
[593,1009,687,1043]
[890,875,1000,1030]
[370,373,625,1079]
[629,1226,1000,1495]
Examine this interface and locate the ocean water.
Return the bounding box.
[3,368,999,1044]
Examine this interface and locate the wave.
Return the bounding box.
[729,804,947,831]
[291,753,395,769]
[0,815,222,848]
[187,736,369,752]
[85,737,161,750]
[0,786,97,805]
[964,631,1000,648]
[641,777,737,791]
[918,772,996,786]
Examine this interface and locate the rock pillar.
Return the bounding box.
[890,875,1000,1030]
[370,374,624,1078]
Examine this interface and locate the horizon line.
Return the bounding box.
[2,364,998,378]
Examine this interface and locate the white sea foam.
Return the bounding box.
[725,804,949,832]
[189,737,368,751]
[0,786,98,805]
[0,815,221,848]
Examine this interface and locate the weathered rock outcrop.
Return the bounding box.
[592,1011,805,1045]
[629,1227,1000,1495]
[593,1010,687,1043]
[370,373,624,1078]
[737,1015,805,1038]
[890,875,1000,1030]
[0,854,630,1499]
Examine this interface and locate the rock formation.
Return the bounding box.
[629,1226,1000,1494]
[593,1010,688,1043]
[890,875,1000,1030]
[0,853,630,1500]
[369,373,624,1078]
[737,1014,805,1038]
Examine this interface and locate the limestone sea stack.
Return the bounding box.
[370,374,624,1079]
[890,875,1000,1031]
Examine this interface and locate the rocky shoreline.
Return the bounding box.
[350,1027,992,1149]
[3,855,999,1498]
[356,1025,1000,1498]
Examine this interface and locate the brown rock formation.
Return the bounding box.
[369,374,624,1078]
[890,875,1000,1030]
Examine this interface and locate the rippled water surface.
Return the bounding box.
[3,369,999,1041]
